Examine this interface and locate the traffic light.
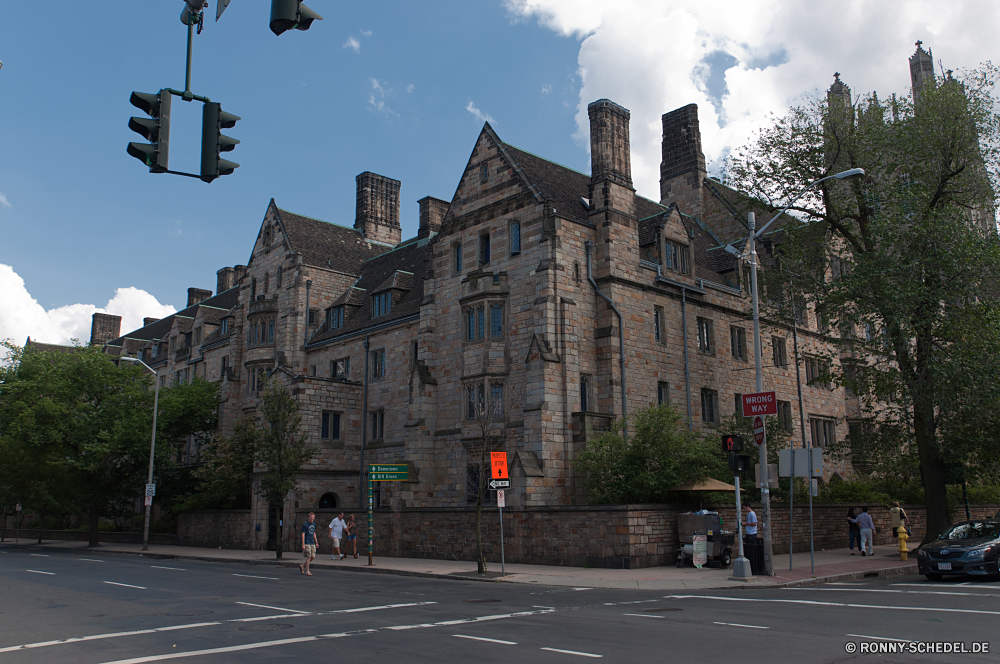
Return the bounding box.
[722,434,744,453]
[127,90,171,173]
[200,102,240,183]
[180,0,206,26]
[729,454,752,473]
[269,0,323,36]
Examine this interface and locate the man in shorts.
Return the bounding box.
[299,512,318,575]
[329,511,347,560]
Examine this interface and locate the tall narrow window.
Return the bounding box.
[276,266,282,288]
[263,272,269,294]
[370,410,385,440]
[250,277,257,301]
[480,163,489,182]
[697,318,713,353]
[701,388,719,423]
[476,306,485,340]
[658,382,669,406]
[467,385,477,419]
[267,320,274,343]
[771,336,787,367]
[490,382,504,416]
[810,417,836,448]
[777,401,793,433]
[221,318,229,335]
[490,304,503,338]
[734,393,744,418]
[654,306,664,343]
[580,375,591,412]
[371,349,386,379]
[510,222,521,255]
[479,234,491,264]
[730,326,747,361]
[454,244,463,273]
[372,292,391,318]
[466,308,476,342]
[221,356,228,378]
[322,412,341,441]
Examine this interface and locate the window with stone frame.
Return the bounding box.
[221,356,228,378]
[701,388,719,424]
[331,357,350,380]
[321,411,341,441]
[654,306,665,343]
[730,325,747,361]
[810,417,836,448]
[664,240,690,274]
[479,233,491,264]
[371,291,392,318]
[580,375,592,412]
[327,306,345,329]
[308,309,318,326]
[490,381,504,416]
[276,266,282,288]
[454,243,463,273]
[771,336,787,367]
[309,365,317,377]
[658,382,669,406]
[480,162,489,182]
[489,303,504,338]
[510,221,521,256]
[267,320,274,343]
[370,409,385,441]
[777,400,793,433]
[466,383,485,420]
[734,392,745,418]
[805,356,832,389]
[221,318,229,335]
[696,318,714,354]
[476,305,485,339]
[371,349,386,380]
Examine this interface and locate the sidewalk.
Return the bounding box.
[1,539,915,590]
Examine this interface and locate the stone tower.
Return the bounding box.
[659,104,707,216]
[909,41,936,103]
[827,72,852,109]
[355,172,402,246]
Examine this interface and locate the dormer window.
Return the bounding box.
[328,306,345,329]
[371,292,392,318]
[221,318,229,335]
[664,240,690,275]
[151,343,159,359]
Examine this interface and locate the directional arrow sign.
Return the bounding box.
[369,463,408,481]
[489,478,510,490]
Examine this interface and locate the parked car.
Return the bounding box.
[917,519,1000,580]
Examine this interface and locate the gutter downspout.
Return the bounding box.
[304,280,312,348]
[584,241,627,441]
[682,288,693,430]
[359,335,370,509]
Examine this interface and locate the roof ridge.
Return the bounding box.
[277,206,365,235]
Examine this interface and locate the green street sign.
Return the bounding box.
[369,464,408,481]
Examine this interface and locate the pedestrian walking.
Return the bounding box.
[329,511,347,560]
[889,502,908,540]
[847,507,862,555]
[850,506,877,556]
[346,514,359,558]
[742,504,758,541]
[299,512,318,576]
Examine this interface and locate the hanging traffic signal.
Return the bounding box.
[269,0,323,36]
[200,102,240,183]
[722,434,744,453]
[127,90,171,173]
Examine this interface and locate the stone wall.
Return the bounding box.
[2,530,178,546]
[177,510,253,550]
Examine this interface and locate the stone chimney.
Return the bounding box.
[659,104,707,211]
[355,172,402,246]
[588,99,633,189]
[143,317,160,328]
[187,288,213,307]
[234,265,248,284]
[217,267,236,294]
[909,40,935,103]
[417,196,449,239]
[90,313,122,347]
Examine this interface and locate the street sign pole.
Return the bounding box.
[497,489,506,575]
[731,475,751,578]
[368,474,374,566]
[366,464,408,567]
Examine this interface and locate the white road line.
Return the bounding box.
[151,566,185,571]
[0,622,219,654]
[572,588,593,591]
[384,609,555,632]
[26,570,54,575]
[713,622,769,629]
[229,614,313,623]
[29,554,49,557]
[236,601,309,613]
[94,632,358,664]
[787,587,1000,598]
[892,583,1000,591]
[666,595,1000,616]
[623,613,663,619]
[847,634,917,643]
[331,602,436,614]
[104,581,146,589]
[232,573,278,580]
[540,647,603,658]
[453,635,517,644]
[79,558,104,563]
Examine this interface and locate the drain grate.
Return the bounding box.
[239,624,294,632]
[464,599,502,604]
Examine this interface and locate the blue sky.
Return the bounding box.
[2,1,996,344]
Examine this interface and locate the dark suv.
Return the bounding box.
[917,520,1000,580]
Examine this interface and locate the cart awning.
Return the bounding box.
[670,478,743,492]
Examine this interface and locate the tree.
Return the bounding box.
[251,379,315,559]
[575,404,727,504]
[466,381,516,574]
[176,415,256,512]
[724,64,1000,540]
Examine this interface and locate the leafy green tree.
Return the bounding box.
[575,404,727,504]
[252,379,315,559]
[724,64,1000,540]
[177,415,256,511]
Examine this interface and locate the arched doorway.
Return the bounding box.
[319,492,338,509]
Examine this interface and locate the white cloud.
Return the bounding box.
[541,84,552,94]
[343,36,361,53]
[406,83,415,94]
[0,264,176,346]
[368,78,399,117]
[465,101,495,124]
[0,193,10,208]
[361,29,372,37]
[506,0,1000,200]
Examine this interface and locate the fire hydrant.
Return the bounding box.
[897,525,909,560]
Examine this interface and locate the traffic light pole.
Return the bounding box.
[731,473,751,579]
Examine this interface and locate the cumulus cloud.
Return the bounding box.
[465,101,495,124]
[368,78,399,117]
[0,264,176,346]
[0,193,10,208]
[343,36,361,53]
[406,83,415,94]
[360,29,372,37]
[506,0,1000,200]
[541,84,552,94]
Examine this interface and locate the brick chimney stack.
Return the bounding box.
[417,196,449,239]
[355,172,402,246]
[187,288,213,307]
[588,99,633,189]
[143,317,160,327]
[217,267,236,294]
[90,313,121,347]
[659,104,707,212]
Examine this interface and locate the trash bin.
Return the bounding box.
[743,537,764,575]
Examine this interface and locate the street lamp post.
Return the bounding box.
[741,168,864,576]
[119,356,160,552]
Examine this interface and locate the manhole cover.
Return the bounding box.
[164,610,215,617]
[464,599,502,604]
[239,624,294,632]
[641,608,682,613]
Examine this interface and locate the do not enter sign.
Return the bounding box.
[753,416,765,446]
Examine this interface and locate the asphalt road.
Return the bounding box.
[1,544,997,663]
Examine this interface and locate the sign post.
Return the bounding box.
[367,464,408,566]
[491,452,508,575]
[742,390,776,576]
[15,502,21,544]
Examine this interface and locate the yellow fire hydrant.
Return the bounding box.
[897,525,909,560]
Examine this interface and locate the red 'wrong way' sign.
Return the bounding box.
[742,391,777,417]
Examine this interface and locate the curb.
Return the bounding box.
[775,563,917,588]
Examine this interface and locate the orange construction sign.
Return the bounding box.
[491,452,508,479]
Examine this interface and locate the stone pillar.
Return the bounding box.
[355,172,402,246]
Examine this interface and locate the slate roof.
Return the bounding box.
[24,339,81,354]
[103,287,241,349]
[275,206,391,273]
[504,146,591,223]
[308,239,429,346]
